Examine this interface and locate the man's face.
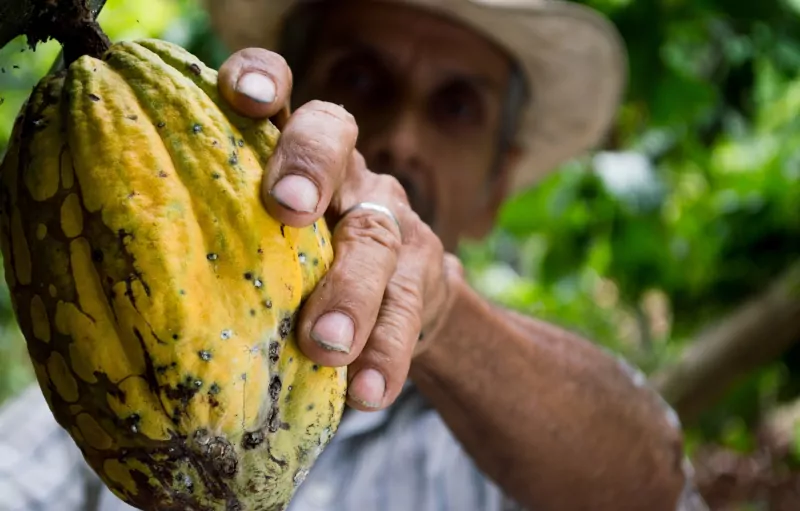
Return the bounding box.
[290,1,520,251]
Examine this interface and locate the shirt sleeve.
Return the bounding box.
[0,384,103,511]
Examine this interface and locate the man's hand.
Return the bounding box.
[217,48,461,412]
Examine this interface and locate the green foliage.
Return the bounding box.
[464,0,800,446]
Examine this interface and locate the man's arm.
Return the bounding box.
[410,274,705,511]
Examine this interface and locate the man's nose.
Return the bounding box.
[361,110,424,171]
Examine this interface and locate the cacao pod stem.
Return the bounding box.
[24,0,111,65]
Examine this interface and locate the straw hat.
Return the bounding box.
[204,0,627,194]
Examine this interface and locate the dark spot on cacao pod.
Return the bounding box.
[126,413,141,433]
[313,258,319,266]
[179,289,186,295]
[197,434,238,478]
[157,121,166,128]
[267,407,281,433]
[207,253,218,261]
[229,152,238,165]
[242,430,264,450]
[91,248,104,262]
[280,224,286,237]
[268,342,280,364]
[279,316,291,339]
[198,350,211,361]
[312,365,319,372]
[264,299,272,309]
[178,472,194,492]
[158,170,167,178]
[306,404,314,411]
[211,171,221,179]
[88,93,100,102]
[172,333,179,340]
[268,376,282,401]
[243,272,252,280]
[192,123,203,134]
[164,378,200,405]
[188,63,202,75]
[208,383,221,395]
[30,117,47,130]
[237,139,245,147]
[280,422,290,431]
[127,114,138,121]
[155,365,169,375]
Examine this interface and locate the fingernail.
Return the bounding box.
[311,311,354,353]
[235,72,276,103]
[348,369,386,409]
[270,174,320,213]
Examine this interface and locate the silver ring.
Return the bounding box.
[340,201,402,234]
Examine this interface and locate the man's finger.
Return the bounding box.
[218,47,293,119]
[346,253,427,410]
[261,101,359,227]
[295,204,402,368]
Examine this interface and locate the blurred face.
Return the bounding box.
[290,0,522,251]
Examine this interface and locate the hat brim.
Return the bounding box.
[205,0,627,194]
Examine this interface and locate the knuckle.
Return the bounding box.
[369,292,422,359]
[281,131,339,178]
[369,321,413,367]
[304,100,358,132]
[421,221,443,253]
[351,151,368,172]
[375,173,409,202]
[339,212,402,254]
[239,47,288,69]
[387,274,424,319]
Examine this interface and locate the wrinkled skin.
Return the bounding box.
[208,2,699,511]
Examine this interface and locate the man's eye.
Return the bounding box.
[441,96,476,121]
[330,61,378,95]
[430,84,485,127]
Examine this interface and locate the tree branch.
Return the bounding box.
[651,261,800,425]
[0,0,107,52]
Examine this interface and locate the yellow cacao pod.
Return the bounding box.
[0,38,347,511]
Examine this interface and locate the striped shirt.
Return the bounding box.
[0,376,709,511]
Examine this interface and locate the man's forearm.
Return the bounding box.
[409,276,691,511]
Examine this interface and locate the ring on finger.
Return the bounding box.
[339,201,402,236]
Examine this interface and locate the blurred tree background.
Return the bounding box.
[1,0,799,508]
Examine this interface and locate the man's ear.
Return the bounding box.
[464,144,525,239]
